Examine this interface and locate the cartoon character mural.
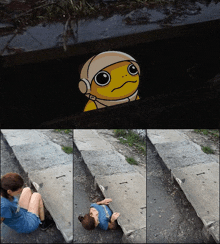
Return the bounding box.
[79,51,140,112]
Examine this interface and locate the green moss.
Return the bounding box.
[62,146,73,154]
[126,157,139,165]
[54,129,72,134]
[201,146,214,154]
[114,129,128,137]
[194,129,219,139]
[114,129,146,155]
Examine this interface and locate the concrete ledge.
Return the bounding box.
[147,129,216,170]
[154,140,215,170]
[209,222,220,243]
[146,129,188,144]
[122,227,146,243]
[29,164,73,243]
[172,162,219,222]
[81,150,135,176]
[1,2,220,67]
[95,172,146,234]
[1,130,73,243]
[74,129,146,243]
[147,130,219,243]
[74,129,113,151]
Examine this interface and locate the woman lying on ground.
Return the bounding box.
[78,198,120,230]
[0,172,54,233]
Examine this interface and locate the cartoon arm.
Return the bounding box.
[136,95,140,100]
[84,100,97,112]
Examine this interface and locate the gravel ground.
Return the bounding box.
[95,129,146,178]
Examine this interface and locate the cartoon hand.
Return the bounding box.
[111,212,120,221]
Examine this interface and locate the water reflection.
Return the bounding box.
[0,0,219,55]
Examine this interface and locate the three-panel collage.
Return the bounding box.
[1,0,220,243]
[1,129,219,243]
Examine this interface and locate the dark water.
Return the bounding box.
[1,27,219,128]
[0,0,219,128]
[1,0,220,55]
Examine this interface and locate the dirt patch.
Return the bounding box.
[38,129,73,150]
[179,129,219,163]
[95,129,146,178]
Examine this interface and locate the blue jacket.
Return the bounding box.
[90,203,112,230]
[1,196,40,233]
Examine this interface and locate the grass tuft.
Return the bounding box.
[62,146,73,154]
[194,129,219,139]
[54,129,72,134]
[126,157,139,165]
[114,129,146,155]
[114,129,128,137]
[201,146,214,154]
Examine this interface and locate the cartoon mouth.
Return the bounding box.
[111,80,137,92]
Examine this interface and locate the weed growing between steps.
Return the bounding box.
[201,146,214,154]
[193,129,219,154]
[54,129,72,134]
[125,156,139,165]
[113,129,146,155]
[61,146,73,154]
[194,129,219,139]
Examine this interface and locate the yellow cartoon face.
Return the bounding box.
[90,61,139,100]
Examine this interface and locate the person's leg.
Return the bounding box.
[28,192,45,221]
[18,187,32,210]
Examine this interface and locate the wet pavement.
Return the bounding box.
[146,138,206,243]
[0,132,66,243]
[1,0,220,59]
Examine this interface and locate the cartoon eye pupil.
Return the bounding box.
[94,71,110,86]
[128,64,138,75]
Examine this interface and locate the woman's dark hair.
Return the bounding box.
[78,214,95,230]
[0,173,24,200]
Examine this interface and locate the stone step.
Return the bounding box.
[1,130,73,243]
[74,129,146,243]
[147,130,219,243]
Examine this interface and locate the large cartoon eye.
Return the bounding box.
[94,71,111,86]
[127,64,138,76]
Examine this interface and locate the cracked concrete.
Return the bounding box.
[74,129,146,243]
[147,129,219,243]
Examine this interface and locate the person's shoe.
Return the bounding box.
[32,182,40,191]
[40,218,55,231]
